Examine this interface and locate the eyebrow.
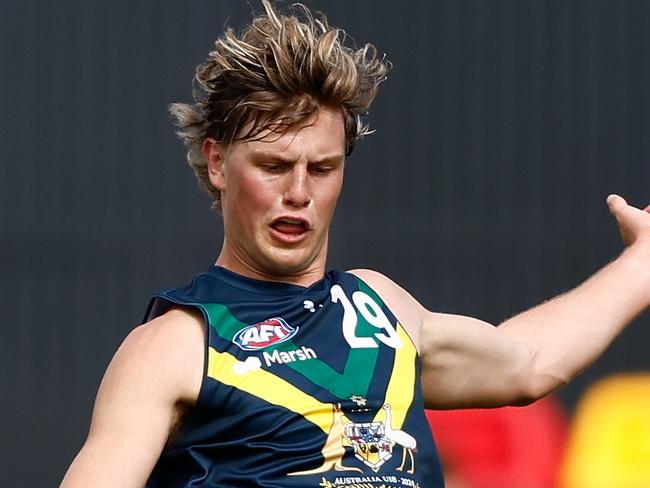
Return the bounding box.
[250,151,345,165]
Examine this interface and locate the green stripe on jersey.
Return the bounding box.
[199,296,385,399]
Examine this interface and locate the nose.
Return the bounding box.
[283,166,311,208]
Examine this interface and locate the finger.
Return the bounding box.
[644,203,650,213]
[606,194,628,217]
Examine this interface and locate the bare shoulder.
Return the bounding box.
[131,307,205,359]
[92,307,206,431]
[117,307,205,404]
[60,307,206,487]
[347,269,492,352]
[348,268,426,348]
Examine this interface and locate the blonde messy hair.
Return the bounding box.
[170,0,390,211]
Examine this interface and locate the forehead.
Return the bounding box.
[240,107,346,161]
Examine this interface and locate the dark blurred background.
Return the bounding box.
[1,1,649,486]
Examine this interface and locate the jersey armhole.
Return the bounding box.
[144,295,212,409]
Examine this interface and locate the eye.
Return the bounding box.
[259,162,288,173]
[309,165,333,176]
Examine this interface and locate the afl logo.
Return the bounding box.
[233,317,298,351]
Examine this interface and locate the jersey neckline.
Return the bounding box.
[205,265,337,296]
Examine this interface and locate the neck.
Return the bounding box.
[215,249,326,288]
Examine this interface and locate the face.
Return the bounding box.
[204,107,346,285]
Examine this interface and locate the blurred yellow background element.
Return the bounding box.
[559,373,650,488]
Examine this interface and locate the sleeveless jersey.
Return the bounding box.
[144,266,445,488]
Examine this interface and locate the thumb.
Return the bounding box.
[606,194,633,246]
[606,194,628,219]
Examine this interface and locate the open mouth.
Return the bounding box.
[271,218,309,234]
[269,217,310,242]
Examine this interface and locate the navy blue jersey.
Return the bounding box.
[144,266,444,488]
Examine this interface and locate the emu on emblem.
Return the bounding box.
[344,421,393,472]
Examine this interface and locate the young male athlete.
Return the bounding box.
[61,2,650,487]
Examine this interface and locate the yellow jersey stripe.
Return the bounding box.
[374,324,417,427]
[207,347,331,433]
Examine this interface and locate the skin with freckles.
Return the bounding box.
[203,107,346,287]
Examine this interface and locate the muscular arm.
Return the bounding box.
[493,196,650,399]
[60,309,204,488]
[351,269,537,409]
[353,195,650,409]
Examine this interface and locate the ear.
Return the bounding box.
[203,137,227,191]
